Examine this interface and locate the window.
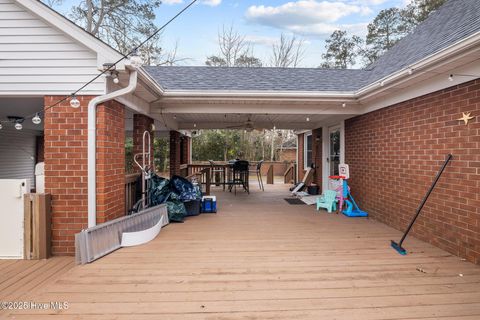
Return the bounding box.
[304,133,313,169]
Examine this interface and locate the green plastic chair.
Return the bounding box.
[316,190,337,213]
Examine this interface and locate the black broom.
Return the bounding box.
[391,154,453,255]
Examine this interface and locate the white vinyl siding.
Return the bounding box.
[0,126,38,188]
[0,0,105,95]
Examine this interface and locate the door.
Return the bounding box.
[328,126,341,176]
[0,179,29,258]
[327,126,342,191]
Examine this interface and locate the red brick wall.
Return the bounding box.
[297,133,305,181]
[44,96,125,255]
[345,79,480,264]
[169,130,181,177]
[180,135,191,165]
[96,101,125,223]
[312,128,322,188]
[133,114,154,172]
[278,149,296,162]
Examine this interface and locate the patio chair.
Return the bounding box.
[209,160,225,191]
[249,160,264,191]
[316,190,337,213]
[228,160,250,195]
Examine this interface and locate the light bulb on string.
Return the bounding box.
[32,113,42,125]
[0,123,3,130]
[448,74,454,81]
[15,122,23,130]
[342,103,346,108]
[70,95,81,108]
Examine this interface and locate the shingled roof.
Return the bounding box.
[145,0,480,92]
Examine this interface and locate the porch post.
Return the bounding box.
[169,130,181,177]
[44,96,126,255]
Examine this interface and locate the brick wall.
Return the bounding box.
[297,133,305,181]
[133,114,154,171]
[169,130,181,177]
[345,79,480,264]
[44,96,125,255]
[96,101,125,223]
[312,128,322,188]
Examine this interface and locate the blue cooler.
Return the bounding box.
[201,196,217,213]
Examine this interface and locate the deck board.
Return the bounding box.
[3,184,480,319]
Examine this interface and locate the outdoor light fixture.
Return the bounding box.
[102,63,116,71]
[342,103,346,108]
[32,113,41,125]
[15,121,23,130]
[70,95,81,108]
[408,68,414,75]
[306,117,310,122]
[109,70,120,84]
[129,49,143,69]
[380,81,385,87]
[448,74,454,81]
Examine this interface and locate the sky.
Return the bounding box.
[58,0,412,68]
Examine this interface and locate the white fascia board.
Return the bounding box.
[15,0,125,69]
[162,90,356,99]
[355,31,480,99]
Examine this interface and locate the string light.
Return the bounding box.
[32,113,41,125]
[306,117,310,122]
[70,95,81,108]
[0,123,2,130]
[342,103,346,108]
[15,121,23,130]
[408,68,414,75]
[448,74,454,81]
[380,81,385,87]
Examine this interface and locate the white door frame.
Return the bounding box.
[322,121,345,192]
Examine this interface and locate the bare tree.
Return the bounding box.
[270,34,306,68]
[206,24,262,67]
[63,0,185,66]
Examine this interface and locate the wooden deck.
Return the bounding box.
[3,183,480,319]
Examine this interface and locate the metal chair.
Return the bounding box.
[249,160,264,191]
[228,160,249,195]
[209,160,225,190]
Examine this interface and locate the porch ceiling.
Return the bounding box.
[166,113,354,130]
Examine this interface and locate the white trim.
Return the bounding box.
[340,120,345,165]
[295,134,299,183]
[303,132,312,170]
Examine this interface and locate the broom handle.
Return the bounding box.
[398,154,453,247]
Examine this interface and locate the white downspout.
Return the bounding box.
[88,69,138,228]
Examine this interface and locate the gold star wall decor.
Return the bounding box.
[457,112,475,125]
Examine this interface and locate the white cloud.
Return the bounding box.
[202,0,222,6]
[245,1,371,37]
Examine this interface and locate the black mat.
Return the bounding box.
[284,198,305,205]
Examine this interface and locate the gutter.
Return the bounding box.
[88,69,138,228]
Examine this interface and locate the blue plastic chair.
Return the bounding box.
[316,190,337,213]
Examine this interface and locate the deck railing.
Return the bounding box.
[284,163,297,184]
[125,173,140,213]
[185,167,211,196]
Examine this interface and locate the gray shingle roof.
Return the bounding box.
[145,0,480,92]
[144,66,369,92]
[365,0,480,84]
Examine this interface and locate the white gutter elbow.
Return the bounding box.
[88,69,138,228]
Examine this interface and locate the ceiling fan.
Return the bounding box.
[225,116,256,131]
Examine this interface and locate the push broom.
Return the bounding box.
[391,153,453,255]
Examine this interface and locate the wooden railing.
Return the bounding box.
[125,173,140,213]
[24,193,51,259]
[284,163,296,184]
[185,167,211,195]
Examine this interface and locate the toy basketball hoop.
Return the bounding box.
[338,164,349,180]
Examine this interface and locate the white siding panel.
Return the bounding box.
[0,126,38,188]
[0,1,105,95]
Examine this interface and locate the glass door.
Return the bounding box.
[328,126,341,176]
